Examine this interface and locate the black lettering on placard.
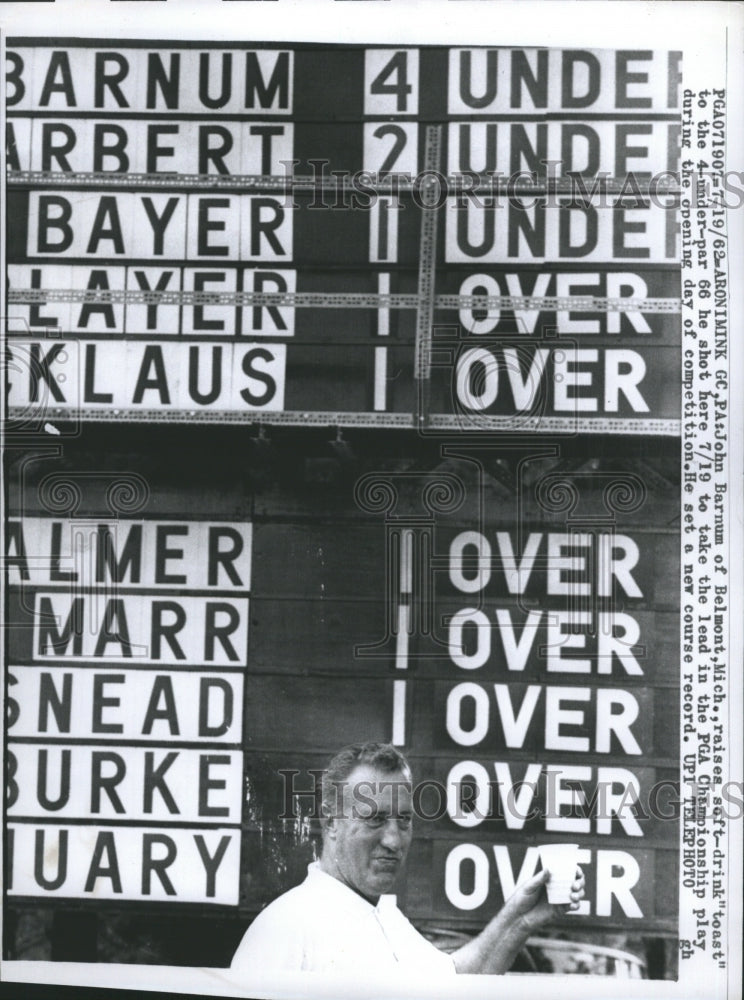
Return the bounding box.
[87,197,125,255]
[250,126,284,175]
[207,526,245,586]
[142,834,177,895]
[41,123,76,171]
[458,124,496,173]
[15,670,239,741]
[615,124,653,177]
[147,52,180,110]
[510,50,548,108]
[253,271,287,331]
[204,603,241,662]
[454,197,669,262]
[241,347,277,405]
[562,124,600,175]
[199,678,234,738]
[245,51,289,109]
[194,273,227,330]
[251,199,285,256]
[37,596,83,655]
[370,51,412,113]
[39,51,76,107]
[373,124,407,175]
[459,50,497,109]
[615,51,652,109]
[455,122,645,176]
[562,51,601,108]
[189,346,223,405]
[151,601,186,660]
[6,51,25,107]
[133,270,175,330]
[142,676,180,735]
[92,598,133,657]
[142,197,180,256]
[194,835,231,898]
[200,52,232,110]
[147,124,178,173]
[92,674,125,734]
[614,208,650,259]
[37,197,73,253]
[35,829,68,890]
[199,127,233,175]
[6,521,30,581]
[79,273,117,329]
[133,346,171,404]
[11,825,235,899]
[508,204,545,257]
[38,672,73,733]
[6,751,18,809]
[7,675,20,731]
[155,525,188,584]
[94,53,130,109]
[457,200,495,258]
[511,123,547,175]
[560,204,598,257]
[143,751,180,814]
[29,268,58,328]
[199,755,230,817]
[6,122,21,171]
[96,524,143,584]
[37,748,71,811]
[84,831,122,893]
[50,522,75,582]
[91,751,126,813]
[93,124,130,173]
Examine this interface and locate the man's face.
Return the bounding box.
[324,764,413,902]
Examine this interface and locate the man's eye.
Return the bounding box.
[366,815,385,826]
[398,816,412,828]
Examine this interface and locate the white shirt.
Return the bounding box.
[231,862,457,975]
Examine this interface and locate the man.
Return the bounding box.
[231,742,585,975]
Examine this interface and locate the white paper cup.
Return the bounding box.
[539,844,580,904]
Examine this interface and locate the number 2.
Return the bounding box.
[373,124,407,173]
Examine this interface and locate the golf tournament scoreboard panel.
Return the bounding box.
[6,42,681,432]
[4,39,681,939]
[4,463,679,930]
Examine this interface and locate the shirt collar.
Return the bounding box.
[306,861,396,916]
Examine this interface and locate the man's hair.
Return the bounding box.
[320,742,412,826]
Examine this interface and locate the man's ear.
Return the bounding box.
[321,808,337,841]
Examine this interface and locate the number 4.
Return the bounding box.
[365,49,419,115]
[371,52,411,112]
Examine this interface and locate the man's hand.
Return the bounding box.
[451,867,585,975]
[502,867,585,934]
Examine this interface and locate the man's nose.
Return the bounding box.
[380,819,405,851]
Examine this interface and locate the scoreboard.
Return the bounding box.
[4,456,680,932]
[4,38,682,953]
[6,42,682,432]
